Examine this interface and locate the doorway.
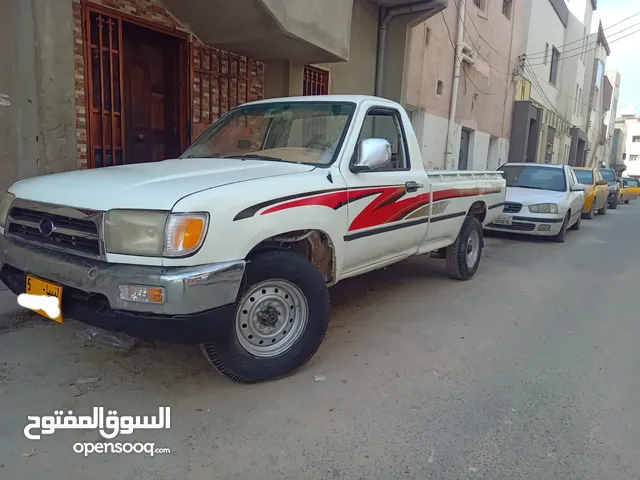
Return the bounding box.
[544,126,556,164]
[83,5,187,168]
[459,128,471,170]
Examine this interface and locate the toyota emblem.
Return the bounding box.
[39,218,56,237]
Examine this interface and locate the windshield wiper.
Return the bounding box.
[226,154,284,162]
[183,153,222,159]
[510,185,546,190]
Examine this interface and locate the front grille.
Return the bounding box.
[503,202,522,213]
[489,221,536,232]
[7,206,101,257]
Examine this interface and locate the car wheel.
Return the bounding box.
[446,216,483,281]
[625,199,630,204]
[569,210,582,230]
[200,250,330,384]
[598,199,607,215]
[551,213,569,243]
[583,201,595,219]
[610,198,618,210]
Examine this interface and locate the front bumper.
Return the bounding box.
[0,235,245,343]
[484,213,564,236]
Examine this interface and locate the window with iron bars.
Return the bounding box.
[502,0,513,18]
[303,66,329,96]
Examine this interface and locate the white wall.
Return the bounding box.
[413,111,507,171]
[524,0,567,109]
[624,119,640,175]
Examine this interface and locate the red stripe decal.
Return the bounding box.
[257,186,502,231]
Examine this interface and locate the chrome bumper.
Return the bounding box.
[0,235,245,315]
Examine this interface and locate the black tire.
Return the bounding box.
[583,200,595,219]
[200,250,330,384]
[569,210,582,230]
[610,198,618,210]
[625,199,630,204]
[551,213,569,243]
[597,199,607,215]
[446,216,483,281]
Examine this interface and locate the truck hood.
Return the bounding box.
[506,187,567,205]
[9,159,315,211]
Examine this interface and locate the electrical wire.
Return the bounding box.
[525,10,640,57]
[524,59,592,111]
[527,19,640,60]
[526,27,640,66]
[440,11,495,95]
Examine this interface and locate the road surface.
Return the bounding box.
[0,204,639,479]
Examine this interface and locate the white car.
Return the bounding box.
[485,163,586,243]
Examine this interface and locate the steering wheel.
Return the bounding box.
[305,139,334,150]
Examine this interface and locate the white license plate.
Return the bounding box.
[494,215,512,226]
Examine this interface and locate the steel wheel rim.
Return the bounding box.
[465,230,480,268]
[235,279,309,358]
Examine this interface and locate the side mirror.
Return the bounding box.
[571,183,587,192]
[351,138,392,173]
[596,179,608,186]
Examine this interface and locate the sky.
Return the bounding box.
[596,0,640,114]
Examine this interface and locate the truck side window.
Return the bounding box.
[358,109,408,170]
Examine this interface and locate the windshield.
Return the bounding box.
[181,101,356,165]
[498,165,567,192]
[600,169,616,184]
[573,169,593,185]
[624,178,638,187]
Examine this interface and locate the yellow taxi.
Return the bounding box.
[621,177,640,204]
[571,167,609,218]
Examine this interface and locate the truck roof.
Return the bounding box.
[245,94,402,109]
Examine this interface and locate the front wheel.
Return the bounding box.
[551,213,569,243]
[446,216,483,281]
[200,250,330,384]
[583,201,595,219]
[625,199,630,204]
[610,198,619,210]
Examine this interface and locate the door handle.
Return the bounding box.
[405,181,423,193]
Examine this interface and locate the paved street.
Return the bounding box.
[1,204,639,480]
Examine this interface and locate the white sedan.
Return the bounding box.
[484,163,586,243]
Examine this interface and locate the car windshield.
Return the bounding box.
[624,178,638,187]
[600,169,616,184]
[498,165,566,192]
[573,169,593,185]
[181,101,356,165]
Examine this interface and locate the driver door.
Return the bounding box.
[340,107,428,274]
[567,168,585,218]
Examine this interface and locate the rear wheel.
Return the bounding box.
[200,250,330,384]
[625,199,630,204]
[597,198,607,215]
[446,216,483,281]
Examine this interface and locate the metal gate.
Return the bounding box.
[303,66,329,96]
[84,10,125,168]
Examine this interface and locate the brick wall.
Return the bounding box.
[72,0,264,169]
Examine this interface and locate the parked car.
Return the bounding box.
[485,163,585,243]
[571,167,609,218]
[599,167,621,209]
[621,178,639,204]
[0,95,506,383]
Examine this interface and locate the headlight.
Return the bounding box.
[0,192,15,229]
[528,203,558,214]
[104,210,208,257]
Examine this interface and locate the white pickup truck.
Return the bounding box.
[0,95,505,383]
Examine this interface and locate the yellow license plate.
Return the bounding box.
[25,275,63,323]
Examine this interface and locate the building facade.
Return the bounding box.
[403,0,525,171]
[0,0,451,193]
[602,69,621,167]
[508,0,596,167]
[583,19,610,168]
[620,109,640,177]
[608,119,627,173]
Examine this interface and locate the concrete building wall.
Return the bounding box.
[0,0,77,194]
[623,118,640,176]
[404,0,524,170]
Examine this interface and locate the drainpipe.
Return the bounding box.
[375,1,444,97]
[444,0,466,170]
